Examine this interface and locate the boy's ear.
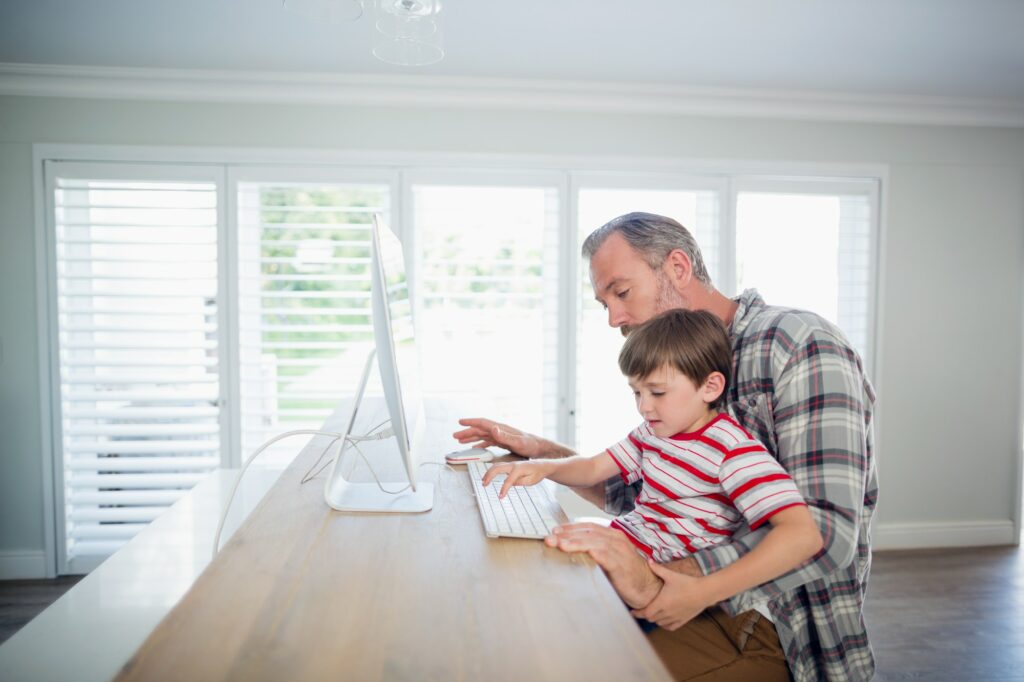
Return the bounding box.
[701,372,726,404]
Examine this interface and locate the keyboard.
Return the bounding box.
[467,460,564,539]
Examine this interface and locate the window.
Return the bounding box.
[733,179,877,367]
[409,177,561,439]
[573,181,722,454]
[48,163,224,573]
[235,177,391,466]
[42,156,880,573]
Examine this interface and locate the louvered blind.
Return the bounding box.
[52,171,222,570]
[412,185,560,438]
[236,182,391,465]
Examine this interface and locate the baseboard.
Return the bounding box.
[873,520,1018,550]
[0,550,48,579]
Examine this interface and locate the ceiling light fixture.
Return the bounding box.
[373,0,444,67]
[282,0,444,67]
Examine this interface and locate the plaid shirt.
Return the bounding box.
[606,289,878,682]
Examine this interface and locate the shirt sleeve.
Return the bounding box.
[719,441,806,530]
[692,328,874,612]
[605,428,644,486]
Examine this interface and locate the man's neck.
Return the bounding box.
[688,286,740,328]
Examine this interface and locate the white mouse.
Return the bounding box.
[445,447,494,464]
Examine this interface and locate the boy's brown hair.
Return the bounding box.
[618,309,733,411]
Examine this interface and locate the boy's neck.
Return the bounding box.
[682,409,719,434]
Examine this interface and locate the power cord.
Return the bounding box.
[212,424,396,556]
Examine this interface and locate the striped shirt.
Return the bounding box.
[605,289,878,682]
[607,414,806,563]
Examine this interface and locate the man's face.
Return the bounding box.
[589,232,688,336]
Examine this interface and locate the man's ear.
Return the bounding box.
[701,372,726,404]
[663,249,693,289]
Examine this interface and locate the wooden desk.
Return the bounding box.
[116,405,672,681]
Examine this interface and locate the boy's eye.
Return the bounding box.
[651,392,665,397]
[616,289,630,299]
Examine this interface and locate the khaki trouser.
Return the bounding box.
[646,608,792,681]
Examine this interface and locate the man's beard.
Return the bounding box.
[620,273,688,337]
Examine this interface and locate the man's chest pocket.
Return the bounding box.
[728,393,777,455]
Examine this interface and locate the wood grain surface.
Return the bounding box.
[116,403,672,681]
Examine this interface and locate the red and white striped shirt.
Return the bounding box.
[607,412,806,563]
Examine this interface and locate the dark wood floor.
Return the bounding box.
[0,575,82,646]
[1,546,1022,679]
[865,545,1024,681]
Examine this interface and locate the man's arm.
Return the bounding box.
[633,506,823,629]
[688,329,873,610]
[453,417,575,458]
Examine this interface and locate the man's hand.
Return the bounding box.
[544,523,662,609]
[482,461,554,499]
[453,418,548,458]
[631,561,715,631]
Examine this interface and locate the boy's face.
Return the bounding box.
[628,364,719,438]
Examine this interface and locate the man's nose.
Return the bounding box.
[607,302,629,329]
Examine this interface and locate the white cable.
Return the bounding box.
[299,420,393,484]
[212,423,404,556]
[213,429,343,556]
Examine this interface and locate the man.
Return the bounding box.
[455,212,877,681]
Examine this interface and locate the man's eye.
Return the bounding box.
[616,289,630,299]
[651,392,665,397]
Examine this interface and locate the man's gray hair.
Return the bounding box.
[580,212,712,286]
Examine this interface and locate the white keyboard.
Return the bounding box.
[467,460,563,539]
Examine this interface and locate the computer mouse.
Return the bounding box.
[444,447,494,464]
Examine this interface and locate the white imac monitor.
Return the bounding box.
[323,214,433,513]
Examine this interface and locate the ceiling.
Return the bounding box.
[1,0,1023,101]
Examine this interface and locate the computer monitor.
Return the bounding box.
[323,214,434,513]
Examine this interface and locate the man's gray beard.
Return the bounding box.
[620,274,688,337]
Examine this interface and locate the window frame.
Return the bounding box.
[41,160,228,574]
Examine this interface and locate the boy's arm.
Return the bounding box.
[547,451,621,488]
[633,505,823,629]
[693,506,822,605]
[483,452,620,499]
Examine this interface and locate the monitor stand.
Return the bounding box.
[323,349,434,513]
[325,478,434,513]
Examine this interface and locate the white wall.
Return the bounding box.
[1,94,1022,575]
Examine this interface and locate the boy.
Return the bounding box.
[482,309,823,625]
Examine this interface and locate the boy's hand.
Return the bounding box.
[482,461,552,499]
[631,561,715,631]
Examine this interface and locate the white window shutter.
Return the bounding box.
[235,182,391,466]
[51,166,223,572]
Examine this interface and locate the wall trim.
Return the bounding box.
[3,62,1024,129]
[873,520,1017,551]
[0,551,48,580]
